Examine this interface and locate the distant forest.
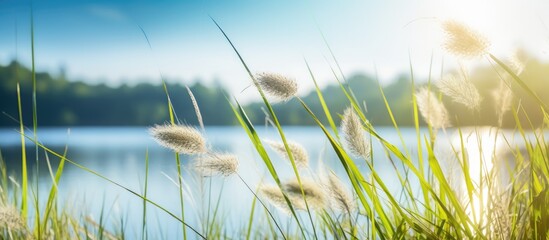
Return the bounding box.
[1,57,548,128]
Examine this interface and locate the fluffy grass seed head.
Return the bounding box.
[341,107,370,159]
[256,72,298,102]
[416,87,451,129]
[283,178,327,210]
[259,184,305,213]
[442,20,490,58]
[492,81,513,126]
[149,124,207,154]
[193,153,239,177]
[324,171,355,213]
[265,140,309,167]
[0,206,27,233]
[436,74,482,111]
[509,49,528,75]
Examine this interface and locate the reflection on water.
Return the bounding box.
[3,126,529,238]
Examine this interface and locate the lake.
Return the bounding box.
[0,126,515,239]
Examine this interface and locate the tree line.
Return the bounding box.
[1,58,548,128]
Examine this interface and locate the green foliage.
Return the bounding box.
[3,13,549,239]
[3,55,549,128]
[0,61,233,126]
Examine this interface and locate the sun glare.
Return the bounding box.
[434,0,546,56]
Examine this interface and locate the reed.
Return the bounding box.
[4,15,549,240]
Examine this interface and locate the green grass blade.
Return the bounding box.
[212,17,313,238]
[16,82,28,219]
[30,6,40,233]
[410,53,431,218]
[41,144,68,233]
[229,100,302,237]
[142,148,149,240]
[488,54,548,111]
[376,73,419,212]
[245,189,257,240]
[21,134,206,239]
[296,98,395,237]
[304,59,339,137]
[139,25,188,239]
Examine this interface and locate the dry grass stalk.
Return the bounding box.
[255,72,298,102]
[441,20,490,58]
[416,87,451,129]
[265,140,309,167]
[436,73,482,111]
[324,171,355,213]
[193,153,239,176]
[488,194,511,239]
[149,124,207,154]
[341,107,370,159]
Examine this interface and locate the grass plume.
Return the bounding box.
[441,20,490,58]
[416,87,451,128]
[255,72,298,102]
[341,106,370,159]
[193,153,239,177]
[265,140,309,167]
[324,171,355,213]
[492,81,513,126]
[0,206,28,236]
[436,73,482,111]
[283,178,326,210]
[508,49,528,75]
[149,124,207,154]
[259,184,304,212]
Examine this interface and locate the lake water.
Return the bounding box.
[0,126,463,238]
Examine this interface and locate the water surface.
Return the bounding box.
[0,126,426,238]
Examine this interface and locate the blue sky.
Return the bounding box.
[1,0,549,100]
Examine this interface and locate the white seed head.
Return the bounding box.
[193,153,239,176]
[324,171,355,213]
[256,72,298,102]
[416,87,451,129]
[265,140,309,167]
[149,125,207,154]
[259,184,305,213]
[436,74,482,111]
[283,178,326,210]
[0,206,26,233]
[341,107,370,159]
[185,85,204,131]
[492,81,513,126]
[442,20,490,58]
[508,49,528,75]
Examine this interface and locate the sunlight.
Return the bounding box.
[436,0,497,30]
[433,0,549,59]
[453,127,510,228]
[464,129,495,224]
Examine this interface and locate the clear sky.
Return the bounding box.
[1,0,549,101]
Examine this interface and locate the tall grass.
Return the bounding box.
[1,17,549,240]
